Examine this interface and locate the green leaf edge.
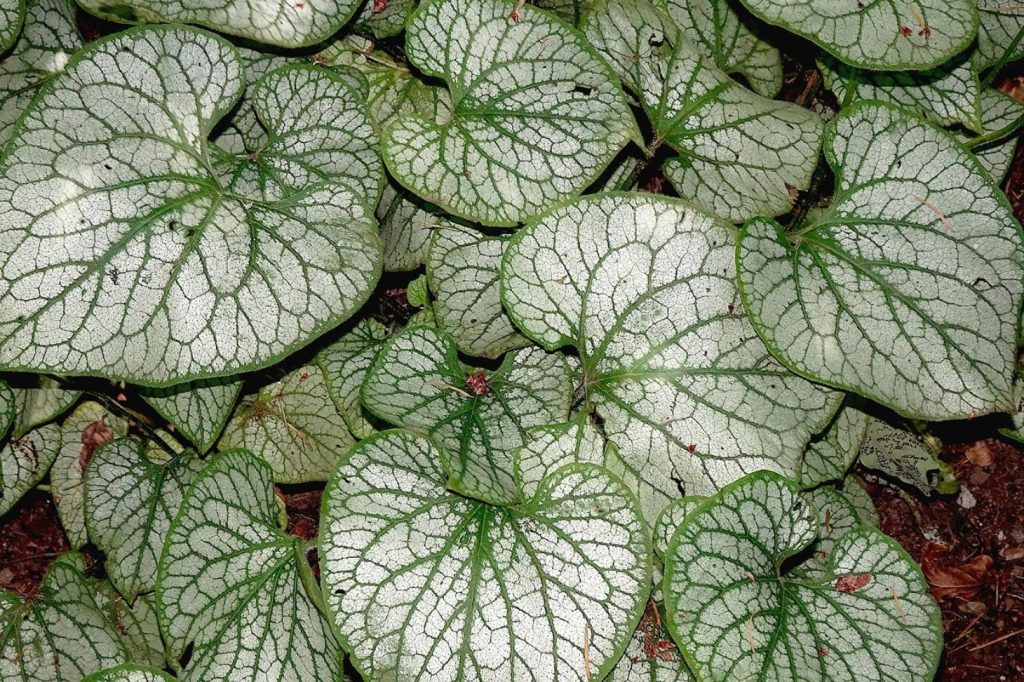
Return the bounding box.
[0,23,384,389]
[661,469,943,682]
[81,664,176,682]
[739,2,979,72]
[735,99,1024,421]
[317,427,654,682]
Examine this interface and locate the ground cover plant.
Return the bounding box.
[1,0,1023,679]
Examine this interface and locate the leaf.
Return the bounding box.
[209,63,382,203]
[652,496,705,557]
[156,449,341,681]
[502,193,840,520]
[513,414,609,499]
[83,665,176,682]
[428,223,529,358]
[583,0,823,222]
[533,0,592,24]
[85,439,203,599]
[0,0,82,147]
[315,36,453,130]
[662,471,943,682]
[0,380,13,440]
[75,0,361,47]
[857,417,947,494]
[818,51,982,131]
[377,178,442,271]
[800,405,870,488]
[219,364,354,483]
[0,26,382,385]
[0,423,58,516]
[977,0,1024,70]
[610,600,694,682]
[139,377,242,454]
[795,484,870,579]
[52,401,129,548]
[0,0,22,52]
[738,101,1024,421]
[965,89,1024,183]
[362,326,574,504]
[0,553,131,680]
[352,0,416,37]
[92,588,165,669]
[382,0,638,226]
[662,0,782,98]
[315,319,390,440]
[319,429,651,682]
[733,0,977,70]
[10,377,81,438]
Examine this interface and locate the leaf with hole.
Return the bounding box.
[320,429,651,682]
[738,101,1024,421]
[502,193,840,520]
[583,0,823,222]
[0,26,382,385]
[362,325,574,504]
[156,449,341,681]
[382,0,639,226]
[663,471,943,682]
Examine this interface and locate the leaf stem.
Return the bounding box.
[965,111,1024,148]
[982,23,1024,89]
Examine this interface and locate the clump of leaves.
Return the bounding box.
[0,0,1022,679]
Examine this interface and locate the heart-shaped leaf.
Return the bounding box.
[315,319,390,440]
[52,401,128,548]
[795,483,873,579]
[428,223,529,358]
[219,364,354,483]
[800,405,870,488]
[738,101,1024,421]
[663,0,782,97]
[320,429,651,682]
[84,665,176,682]
[362,325,574,504]
[819,52,982,131]
[0,0,22,52]
[583,0,823,222]
[209,63,382,203]
[663,471,943,682]
[0,553,133,680]
[0,26,382,385]
[156,449,341,681]
[382,0,638,226]
[10,376,81,438]
[139,376,242,454]
[733,0,976,70]
[85,439,203,599]
[0,422,58,516]
[502,193,840,520]
[75,0,361,47]
[0,0,82,146]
